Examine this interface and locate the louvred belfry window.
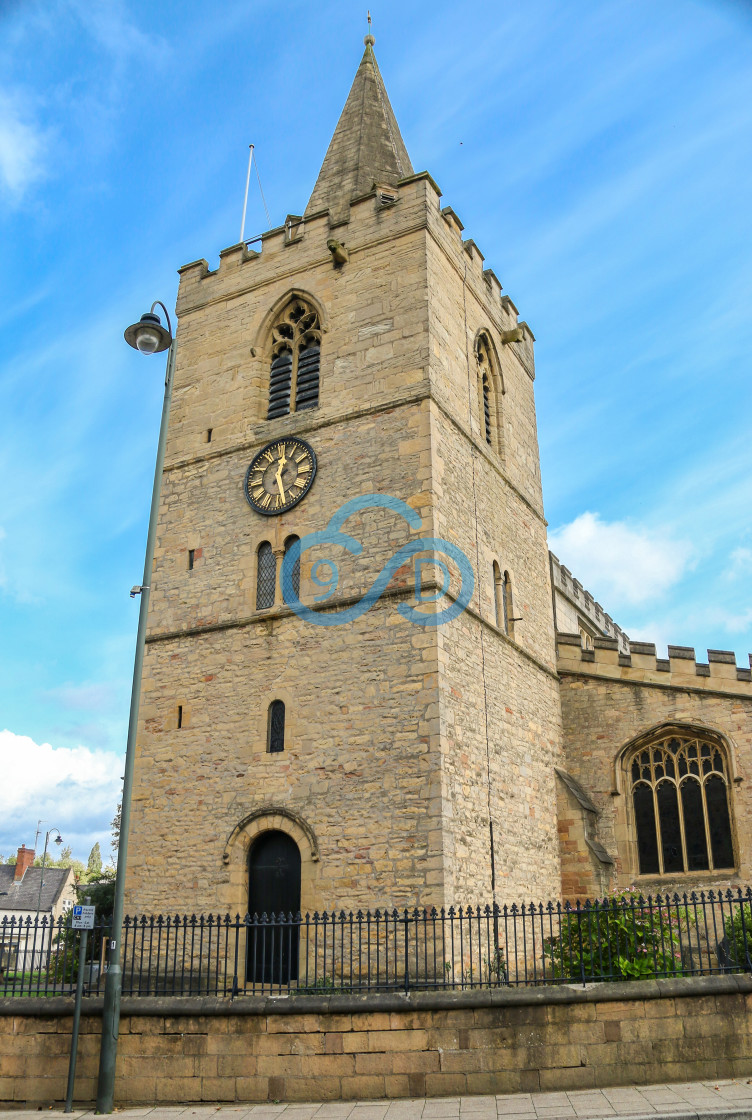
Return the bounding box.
[267,299,321,420]
[629,733,735,875]
[475,334,495,448]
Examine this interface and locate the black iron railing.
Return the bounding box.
[2,888,752,999]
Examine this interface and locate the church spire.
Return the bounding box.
[304,36,414,223]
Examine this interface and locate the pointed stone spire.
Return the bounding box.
[304,36,413,223]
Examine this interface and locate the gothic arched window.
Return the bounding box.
[493,561,503,629]
[475,334,498,450]
[267,298,321,420]
[503,570,513,638]
[256,541,276,610]
[629,732,735,875]
[283,535,300,603]
[492,563,514,637]
[267,700,286,754]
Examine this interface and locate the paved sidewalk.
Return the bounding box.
[5,1080,752,1120]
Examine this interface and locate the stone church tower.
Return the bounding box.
[124,38,565,918]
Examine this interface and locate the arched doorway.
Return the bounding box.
[247,830,301,984]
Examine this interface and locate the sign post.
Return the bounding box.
[65,898,94,1113]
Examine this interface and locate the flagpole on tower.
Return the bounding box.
[240,143,254,244]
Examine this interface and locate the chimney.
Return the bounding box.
[14,845,35,881]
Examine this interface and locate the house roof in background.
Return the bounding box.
[0,865,73,913]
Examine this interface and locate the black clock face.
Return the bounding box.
[244,438,317,516]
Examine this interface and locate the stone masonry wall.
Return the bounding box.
[3,978,752,1105]
[558,635,752,896]
[422,173,564,902]
[127,180,448,916]
[127,163,568,918]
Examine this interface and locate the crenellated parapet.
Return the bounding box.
[550,552,630,653]
[557,631,752,694]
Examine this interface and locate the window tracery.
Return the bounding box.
[629,732,735,875]
[267,299,321,419]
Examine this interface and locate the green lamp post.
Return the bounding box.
[96,302,175,1113]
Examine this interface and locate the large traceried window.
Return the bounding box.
[629,732,735,876]
[267,298,321,420]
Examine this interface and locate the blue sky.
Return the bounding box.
[1,0,751,865]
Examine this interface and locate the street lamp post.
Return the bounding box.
[96,301,175,1113]
[36,827,63,919]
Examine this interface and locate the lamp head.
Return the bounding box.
[124,311,172,355]
[54,833,63,846]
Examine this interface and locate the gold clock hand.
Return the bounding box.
[274,451,287,503]
[274,466,286,503]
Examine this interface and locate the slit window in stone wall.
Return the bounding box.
[256,542,276,610]
[629,733,735,875]
[267,299,321,420]
[267,700,285,754]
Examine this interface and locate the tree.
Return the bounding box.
[33,846,86,877]
[111,802,121,858]
[87,843,102,877]
[76,865,116,920]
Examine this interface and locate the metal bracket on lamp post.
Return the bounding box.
[95,302,176,1114]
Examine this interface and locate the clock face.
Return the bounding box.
[244,438,317,516]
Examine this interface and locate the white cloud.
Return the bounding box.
[0,730,122,861]
[724,547,752,582]
[0,92,45,197]
[44,682,116,713]
[548,511,694,609]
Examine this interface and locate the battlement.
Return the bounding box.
[557,631,752,694]
[175,173,440,316]
[550,552,630,653]
[175,173,535,366]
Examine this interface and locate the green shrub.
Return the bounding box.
[543,890,686,982]
[46,933,81,985]
[485,945,507,986]
[722,905,752,971]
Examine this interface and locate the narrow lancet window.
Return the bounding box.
[256,541,276,609]
[268,700,285,753]
[267,299,321,419]
[283,535,301,603]
[503,570,513,637]
[493,562,502,629]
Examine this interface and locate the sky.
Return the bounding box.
[0,0,751,866]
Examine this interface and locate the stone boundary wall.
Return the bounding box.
[2,976,752,1106]
[557,632,752,691]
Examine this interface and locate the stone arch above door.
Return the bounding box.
[222,805,320,916]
